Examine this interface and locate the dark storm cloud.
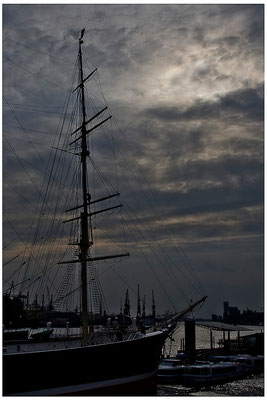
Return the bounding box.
[145,85,263,122]
[168,155,263,189]
[120,152,263,236]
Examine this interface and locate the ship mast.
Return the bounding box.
[78,28,90,346]
[59,29,129,345]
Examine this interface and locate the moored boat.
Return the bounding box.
[157,355,260,386]
[182,362,244,385]
[234,355,264,374]
[210,354,264,375]
[4,330,168,395]
[3,328,29,341]
[29,327,54,341]
[157,358,186,383]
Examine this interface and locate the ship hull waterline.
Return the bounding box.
[3,330,167,396]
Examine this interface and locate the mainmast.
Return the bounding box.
[59,29,129,346]
[78,28,90,345]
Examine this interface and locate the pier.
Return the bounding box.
[175,320,264,361]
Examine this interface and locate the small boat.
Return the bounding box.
[30,328,54,341]
[182,362,244,385]
[211,354,264,374]
[3,328,29,341]
[157,358,185,383]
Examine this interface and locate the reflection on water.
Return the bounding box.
[157,374,264,396]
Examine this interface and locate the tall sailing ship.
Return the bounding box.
[3,29,207,395]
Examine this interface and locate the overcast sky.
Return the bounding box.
[3,4,264,318]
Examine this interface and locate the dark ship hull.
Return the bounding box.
[3,330,167,396]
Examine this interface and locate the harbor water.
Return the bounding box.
[158,323,264,396]
[157,374,264,396]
